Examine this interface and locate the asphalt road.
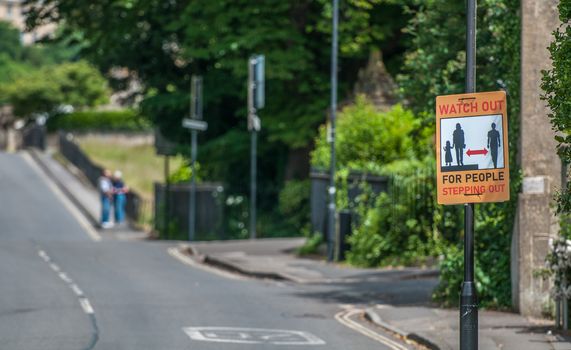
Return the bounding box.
[0,152,411,350]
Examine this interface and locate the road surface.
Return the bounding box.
[0,152,413,350]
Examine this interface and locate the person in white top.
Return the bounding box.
[98,169,113,228]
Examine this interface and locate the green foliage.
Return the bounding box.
[312,96,419,174]
[0,21,24,60]
[47,110,149,132]
[0,21,83,88]
[168,163,200,184]
[297,233,324,256]
[278,180,311,233]
[395,0,522,308]
[346,158,454,267]
[1,61,109,118]
[542,0,571,214]
[310,97,442,267]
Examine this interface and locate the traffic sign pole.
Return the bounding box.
[183,75,206,242]
[461,0,478,349]
[248,58,257,239]
[247,55,264,240]
[189,128,197,241]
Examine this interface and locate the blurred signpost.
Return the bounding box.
[434,0,510,349]
[182,75,207,241]
[154,128,178,238]
[248,55,265,239]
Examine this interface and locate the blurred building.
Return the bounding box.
[0,0,56,45]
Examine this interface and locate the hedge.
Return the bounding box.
[47,110,151,132]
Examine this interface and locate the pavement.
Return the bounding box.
[29,148,147,240]
[184,234,570,349]
[13,148,570,349]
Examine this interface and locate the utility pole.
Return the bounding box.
[461,0,478,349]
[182,75,207,241]
[248,55,264,239]
[327,0,339,262]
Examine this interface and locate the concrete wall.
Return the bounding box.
[513,0,561,317]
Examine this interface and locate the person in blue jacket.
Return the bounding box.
[112,170,129,225]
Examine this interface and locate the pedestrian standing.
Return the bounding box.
[112,170,129,225]
[98,169,114,228]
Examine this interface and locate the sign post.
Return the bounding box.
[182,75,207,241]
[437,1,509,348]
[248,55,264,239]
[154,128,177,238]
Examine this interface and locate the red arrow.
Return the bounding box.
[466,148,488,157]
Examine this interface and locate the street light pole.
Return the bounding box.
[327,0,339,262]
[461,0,478,349]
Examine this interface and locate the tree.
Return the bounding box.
[542,0,571,214]
[1,61,109,118]
[0,21,23,60]
[24,0,412,233]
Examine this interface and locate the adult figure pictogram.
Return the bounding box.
[452,123,465,166]
[487,122,501,168]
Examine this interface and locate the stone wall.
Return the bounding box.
[513,0,561,317]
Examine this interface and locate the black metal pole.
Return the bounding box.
[164,156,170,239]
[327,0,339,262]
[461,0,478,349]
[250,129,257,239]
[248,58,258,240]
[189,129,197,241]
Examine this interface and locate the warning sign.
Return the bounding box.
[436,91,510,205]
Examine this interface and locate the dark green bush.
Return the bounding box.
[47,110,151,132]
[278,180,311,234]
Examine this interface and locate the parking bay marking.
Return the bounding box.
[183,327,326,345]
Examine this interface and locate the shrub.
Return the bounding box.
[311,96,419,174]
[47,110,151,132]
[278,179,311,233]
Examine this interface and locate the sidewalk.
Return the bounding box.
[184,239,568,350]
[29,149,147,240]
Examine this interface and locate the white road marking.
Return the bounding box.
[168,246,244,281]
[183,327,326,345]
[22,152,102,242]
[38,250,50,262]
[79,298,94,314]
[38,250,95,316]
[70,284,84,297]
[335,308,408,350]
[58,272,73,283]
[50,263,60,272]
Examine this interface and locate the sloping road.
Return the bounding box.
[0,152,412,350]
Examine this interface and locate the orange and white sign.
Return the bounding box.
[436,91,510,205]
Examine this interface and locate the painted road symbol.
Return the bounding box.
[183,327,326,345]
[436,91,510,205]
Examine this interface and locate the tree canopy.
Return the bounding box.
[1,61,109,118]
